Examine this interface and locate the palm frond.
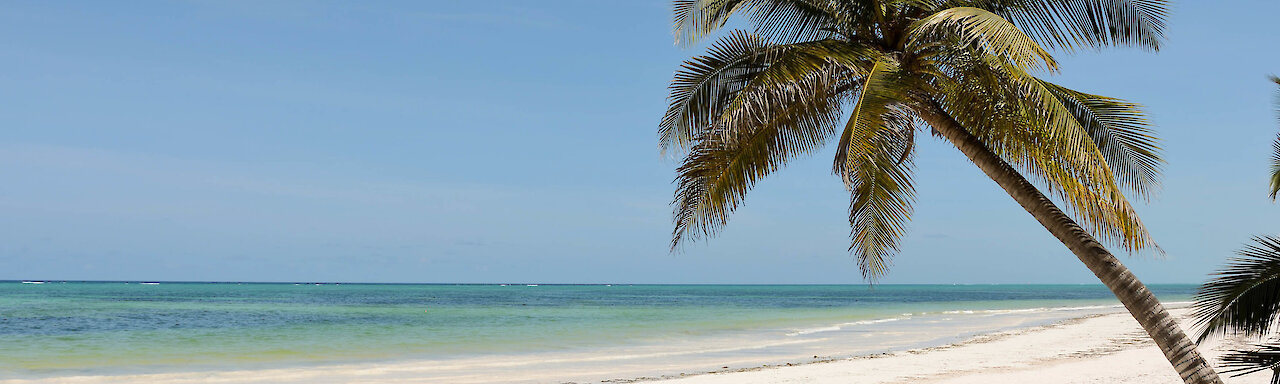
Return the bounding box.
[932,47,1156,254]
[844,109,917,280]
[965,0,1170,52]
[660,32,872,154]
[716,40,876,138]
[672,0,844,46]
[662,31,773,153]
[1220,341,1280,382]
[833,58,899,183]
[742,0,847,44]
[909,6,1058,73]
[1038,80,1163,199]
[1193,236,1280,342]
[670,65,852,250]
[673,0,744,46]
[830,58,918,279]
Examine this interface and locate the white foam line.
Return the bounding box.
[424,338,825,370]
[786,317,906,336]
[792,302,1141,337]
[933,304,1129,317]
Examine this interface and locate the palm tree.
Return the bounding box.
[1194,237,1280,383]
[1192,78,1280,383]
[659,1,1220,382]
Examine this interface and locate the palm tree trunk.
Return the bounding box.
[915,103,1223,384]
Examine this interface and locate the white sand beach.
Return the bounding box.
[4,307,1270,384]
[655,308,1269,384]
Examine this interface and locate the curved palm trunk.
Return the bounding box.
[916,104,1223,384]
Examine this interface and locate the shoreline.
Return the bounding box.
[648,307,1269,384]
[626,313,1116,383]
[5,305,1266,383]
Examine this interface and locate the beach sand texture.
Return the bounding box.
[656,308,1269,384]
[3,308,1269,384]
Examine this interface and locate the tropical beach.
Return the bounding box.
[0,282,1267,383]
[5,0,1280,383]
[0,282,1270,383]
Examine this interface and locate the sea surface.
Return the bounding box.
[0,282,1196,381]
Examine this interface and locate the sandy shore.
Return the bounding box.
[4,308,1270,384]
[652,308,1269,384]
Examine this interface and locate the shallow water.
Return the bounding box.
[0,282,1195,380]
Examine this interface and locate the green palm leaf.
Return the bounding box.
[660,31,873,154]
[670,62,852,249]
[831,58,918,279]
[843,110,917,280]
[1039,80,1163,199]
[662,31,768,153]
[932,50,1156,253]
[833,57,900,183]
[910,6,1058,72]
[672,0,844,46]
[966,0,1169,51]
[1219,341,1280,382]
[1193,236,1280,342]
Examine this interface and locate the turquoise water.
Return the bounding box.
[0,282,1195,378]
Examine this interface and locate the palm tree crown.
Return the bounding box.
[661,0,1165,279]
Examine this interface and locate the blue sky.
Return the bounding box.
[1,1,1276,284]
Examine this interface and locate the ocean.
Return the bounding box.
[0,282,1196,382]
